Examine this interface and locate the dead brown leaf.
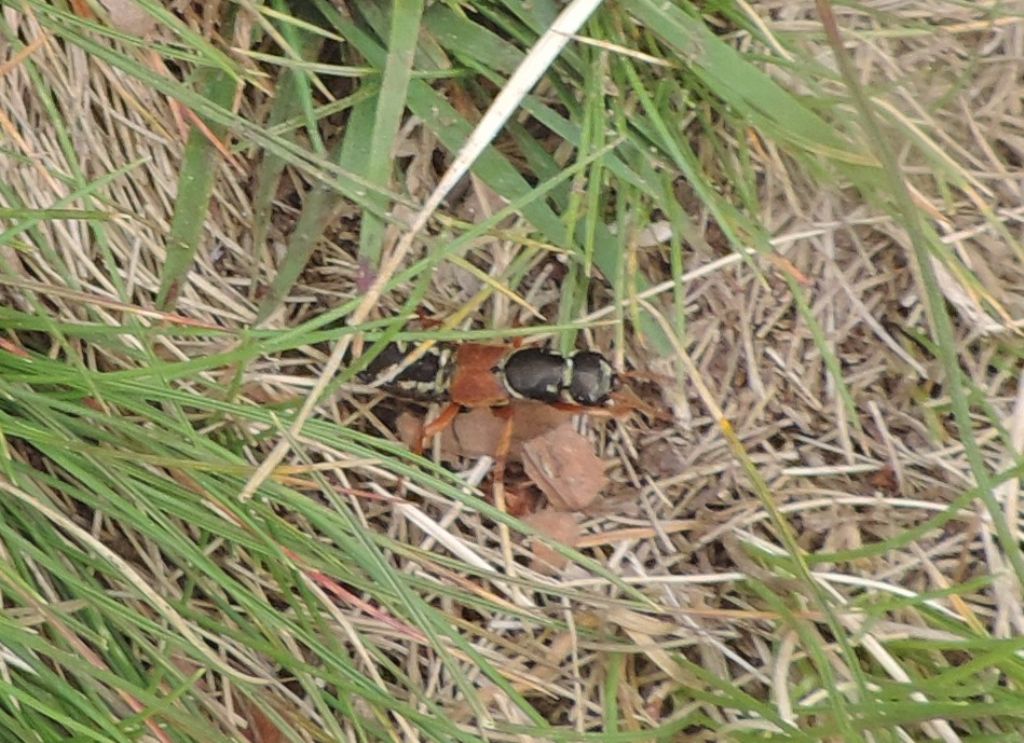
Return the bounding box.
[522,423,607,511]
[503,482,541,517]
[239,696,286,743]
[439,406,506,460]
[396,410,424,450]
[867,464,899,494]
[399,402,574,462]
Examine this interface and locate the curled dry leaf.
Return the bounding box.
[239,695,286,743]
[503,482,541,518]
[522,423,607,512]
[439,407,506,460]
[0,338,29,358]
[867,464,899,494]
[396,411,424,450]
[522,508,580,574]
[638,438,686,479]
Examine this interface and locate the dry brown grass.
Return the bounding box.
[3,1,1024,740]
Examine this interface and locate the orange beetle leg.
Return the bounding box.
[418,402,462,454]
[491,406,515,487]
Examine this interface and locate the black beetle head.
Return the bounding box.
[567,352,618,406]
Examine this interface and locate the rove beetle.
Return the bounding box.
[351,337,646,506]
[357,342,620,409]
[355,340,624,457]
